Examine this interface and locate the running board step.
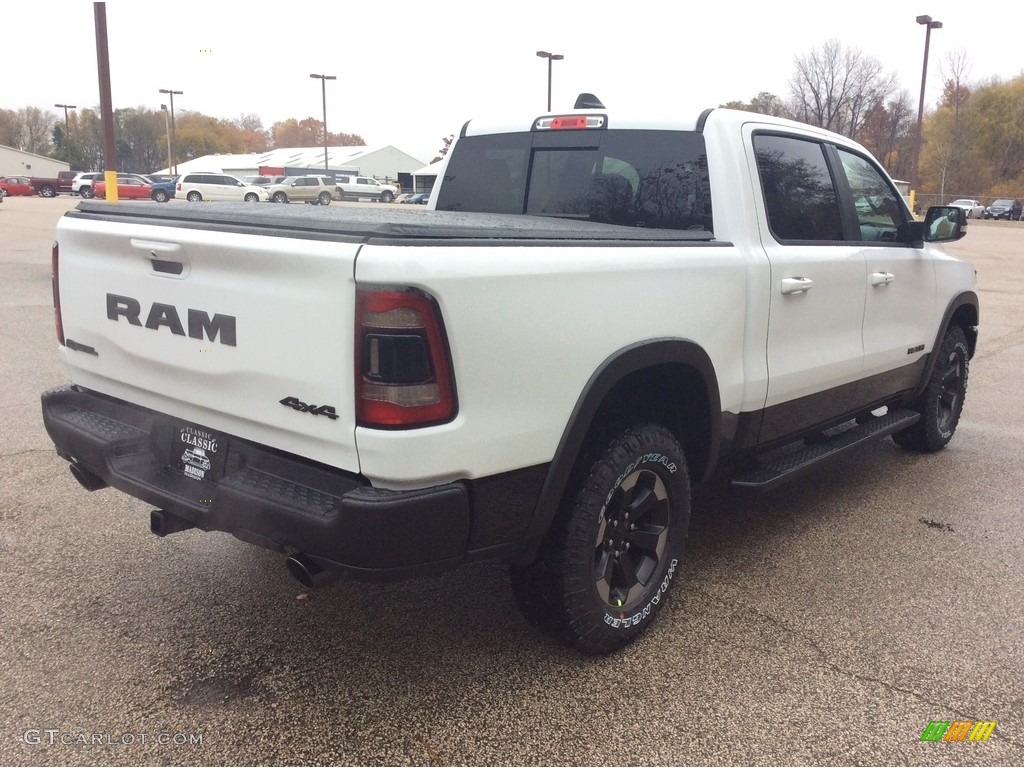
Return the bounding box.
[730,409,921,490]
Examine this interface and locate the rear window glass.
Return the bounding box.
[435,129,713,232]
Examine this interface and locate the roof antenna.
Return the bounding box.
[574,93,605,109]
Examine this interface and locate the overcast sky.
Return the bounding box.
[6,0,1022,165]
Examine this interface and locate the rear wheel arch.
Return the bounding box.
[520,340,721,556]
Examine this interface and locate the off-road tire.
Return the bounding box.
[893,326,969,452]
[510,423,690,654]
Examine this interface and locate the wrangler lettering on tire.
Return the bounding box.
[511,423,690,654]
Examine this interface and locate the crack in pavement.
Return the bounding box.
[693,585,1021,750]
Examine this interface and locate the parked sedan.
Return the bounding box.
[0,176,37,197]
[93,177,153,200]
[983,198,1022,221]
[400,192,431,204]
[949,198,985,219]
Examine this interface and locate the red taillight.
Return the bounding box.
[356,288,456,428]
[534,114,606,131]
[550,116,589,130]
[51,242,64,345]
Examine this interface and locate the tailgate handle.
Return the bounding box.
[130,239,186,277]
[151,260,184,275]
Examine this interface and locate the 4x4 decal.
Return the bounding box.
[279,396,339,421]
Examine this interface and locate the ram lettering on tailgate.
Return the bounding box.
[106,293,236,346]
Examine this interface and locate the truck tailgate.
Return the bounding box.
[54,213,361,474]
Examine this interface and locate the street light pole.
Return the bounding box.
[54,103,77,168]
[913,15,942,203]
[310,73,337,171]
[160,104,172,176]
[158,88,183,173]
[536,50,564,111]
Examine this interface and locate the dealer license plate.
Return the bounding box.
[170,423,227,483]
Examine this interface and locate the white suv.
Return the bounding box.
[176,173,270,202]
[74,172,104,197]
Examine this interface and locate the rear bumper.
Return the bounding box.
[41,385,472,581]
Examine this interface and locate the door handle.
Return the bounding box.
[780,277,814,295]
[871,272,895,286]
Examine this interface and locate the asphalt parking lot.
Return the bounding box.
[1,195,1022,766]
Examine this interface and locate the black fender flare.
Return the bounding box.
[521,338,722,548]
[913,291,979,400]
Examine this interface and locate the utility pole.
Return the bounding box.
[310,73,337,171]
[54,103,77,168]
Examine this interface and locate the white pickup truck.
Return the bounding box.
[336,174,398,202]
[41,103,978,654]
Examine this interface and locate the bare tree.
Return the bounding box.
[0,108,23,148]
[789,40,899,139]
[925,50,975,197]
[18,107,55,155]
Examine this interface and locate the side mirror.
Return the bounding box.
[922,205,967,242]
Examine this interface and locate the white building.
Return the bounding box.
[411,159,447,194]
[0,144,69,177]
[157,145,426,184]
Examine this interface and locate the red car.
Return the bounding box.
[0,176,37,197]
[93,177,153,200]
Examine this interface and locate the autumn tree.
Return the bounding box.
[856,94,915,179]
[270,117,364,148]
[234,113,270,153]
[72,108,105,170]
[919,51,978,197]
[114,107,168,172]
[720,92,791,118]
[174,112,247,162]
[969,82,1023,195]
